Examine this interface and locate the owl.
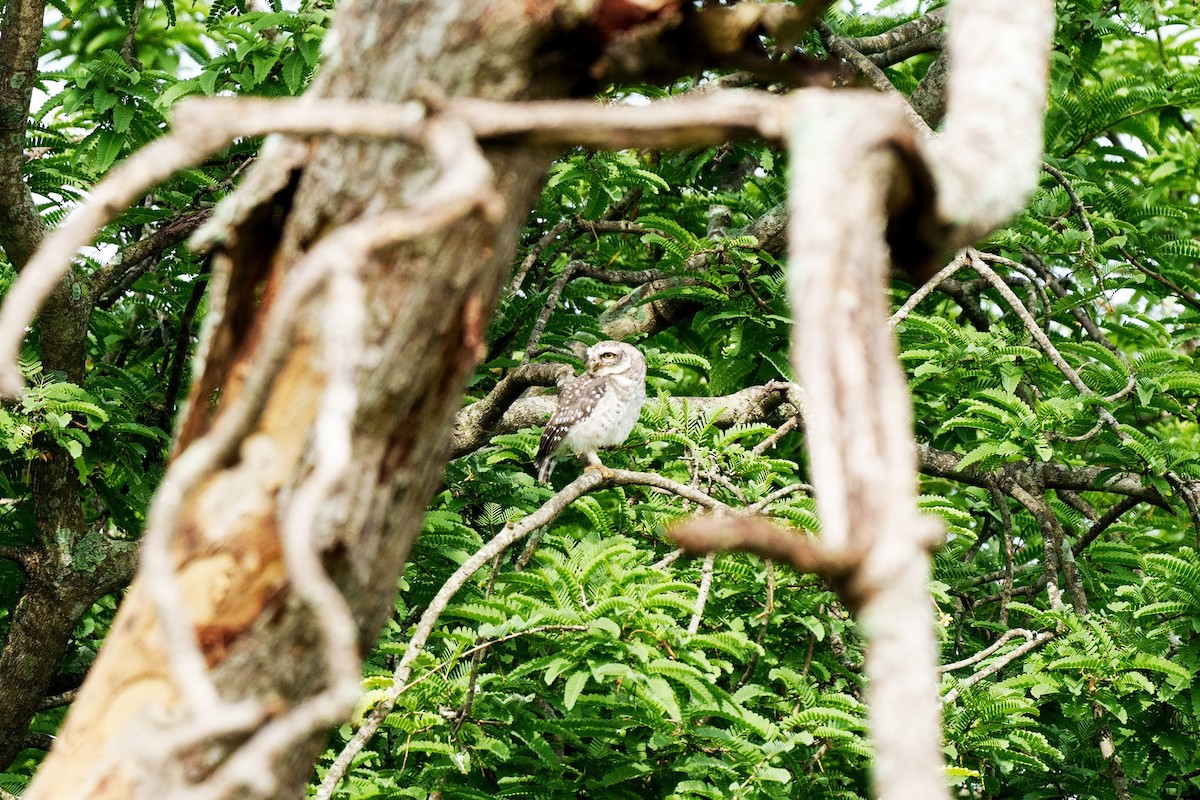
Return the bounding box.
[535,341,647,483]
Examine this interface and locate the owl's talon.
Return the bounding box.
[583,463,613,479]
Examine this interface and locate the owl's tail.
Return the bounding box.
[535,454,557,484]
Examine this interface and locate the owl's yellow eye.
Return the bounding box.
[601,352,616,360]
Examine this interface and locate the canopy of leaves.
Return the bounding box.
[3,1,1200,799]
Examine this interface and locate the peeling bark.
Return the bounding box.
[25,3,613,797]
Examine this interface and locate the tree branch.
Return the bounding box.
[940,630,1056,704]
[317,467,729,800]
[0,90,792,394]
[0,0,47,271]
[840,9,947,55]
[92,208,213,306]
[687,551,716,634]
[451,380,800,458]
[940,627,1043,673]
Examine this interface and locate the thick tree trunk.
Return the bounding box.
[25,3,602,797]
[0,0,140,770]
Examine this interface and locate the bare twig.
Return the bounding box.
[652,549,684,570]
[459,624,590,662]
[1118,245,1200,311]
[92,208,212,306]
[161,269,210,431]
[734,559,774,689]
[1041,161,1096,252]
[749,482,812,512]
[687,552,716,634]
[317,468,728,800]
[940,630,1055,703]
[36,688,78,711]
[508,218,570,295]
[523,261,579,359]
[750,415,800,455]
[988,484,1016,625]
[970,251,1095,397]
[817,22,935,139]
[1009,484,1066,612]
[888,251,971,329]
[940,628,1039,673]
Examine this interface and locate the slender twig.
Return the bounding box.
[1118,245,1200,311]
[940,628,1038,673]
[688,551,716,634]
[750,415,800,455]
[1048,420,1103,443]
[507,190,645,295]
[1019,250,1124,354]
[970,252,1094,397]
[523,262,578,360]
[749,482,812,512]
[458,624,590,662]
[316,468,728,800]
[1041,161,1096,252]
[119,0,145,68]
[652,549,684,570]
[735,559,774,689]
[888,251,971,329]
[37,688,78,711]
[93,208,212,306]
[161,269,210,431]
[816,21,935,140]
[988,485,1016,625]
[452,556,502,735]
[941,630,1056,703]
[508,218,570,295]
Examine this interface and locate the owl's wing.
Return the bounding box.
[535,374,608,483]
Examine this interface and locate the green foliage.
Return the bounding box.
[5,1,1200,799]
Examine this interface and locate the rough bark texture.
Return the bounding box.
[0,0,141,771]
[24,2,611,797]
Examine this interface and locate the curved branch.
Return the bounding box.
[940,630,1056,704]
[316,467,726,800]
[840,9,947,55]
[92,208,213,306]
[869,32,945,68]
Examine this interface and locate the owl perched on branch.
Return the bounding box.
[535,341,647,483]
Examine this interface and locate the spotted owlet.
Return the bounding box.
[535,341,646,483]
